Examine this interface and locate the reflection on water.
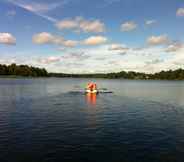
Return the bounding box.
[86,93,97,105]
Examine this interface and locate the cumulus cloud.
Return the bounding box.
[121,21,137,32]
[3,44,184,74]
[56,17,106,33]
[32,32,78,47]
[176,8,184,16]
[145,59,163,65]
[83,36,107,45]
[108,44,129,50]
[145,20,157,26]
[33,33,108,47]
[108,44,129,54]
[32,32,55,44]
[147,35,170,46]
[165,42,184,52]
[0,33,16,45]
[56,19,78,30]
[63,40,78,47]
[62,52,90,61]
[70,45,158,73]
[39,56,61,64]
[157,47,184,71]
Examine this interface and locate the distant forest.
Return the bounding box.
[1,63,184,80]
[0,64,48,77]
[51,69,184,80]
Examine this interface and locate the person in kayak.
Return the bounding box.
[86,82,98,93]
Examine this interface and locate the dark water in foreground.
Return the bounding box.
[0,78,184,162]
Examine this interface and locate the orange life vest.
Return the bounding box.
[87,83,97,90]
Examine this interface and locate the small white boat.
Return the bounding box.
[85,89,98,94]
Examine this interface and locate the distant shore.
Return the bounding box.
[1,75,184,80]
[1,64,184,80]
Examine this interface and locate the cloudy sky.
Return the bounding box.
[0,0,184,73]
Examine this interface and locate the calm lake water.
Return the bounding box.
[0,78,184,162]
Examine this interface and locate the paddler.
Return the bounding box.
[86,82,97,92]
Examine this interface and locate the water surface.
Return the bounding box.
[0,78,184,162]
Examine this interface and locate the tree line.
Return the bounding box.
[50,69,184,80]
[0,64,48,77]
[1,63,184,80]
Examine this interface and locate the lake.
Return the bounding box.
[0,78,184,162]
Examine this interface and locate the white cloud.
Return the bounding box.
[121,21,137,32]
[32,32,55,44]
[165,42,184,53]
[145,59,163,65]
[157,47,184,71]
[83,36,107,45]
[0,33,16,45]
[39,56,61,64]
[32,32,78,47]
[56,19,78,30]
[63,40,78,47]
[147,35,170,46]
[56,17,106,33]
[3,45,184,74]
[176,8,184,16]
[59,45,164,73]
[79,18,105,33]
[33,33,108,47]
[145,20,157,26]
[108,44,129,54]
[108,44,129,51]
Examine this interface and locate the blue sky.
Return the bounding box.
[0,0,184,73]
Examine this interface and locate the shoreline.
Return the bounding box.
[1,64,184,80]
[1,75,184,81]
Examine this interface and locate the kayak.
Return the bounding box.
[85,89,98,94]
